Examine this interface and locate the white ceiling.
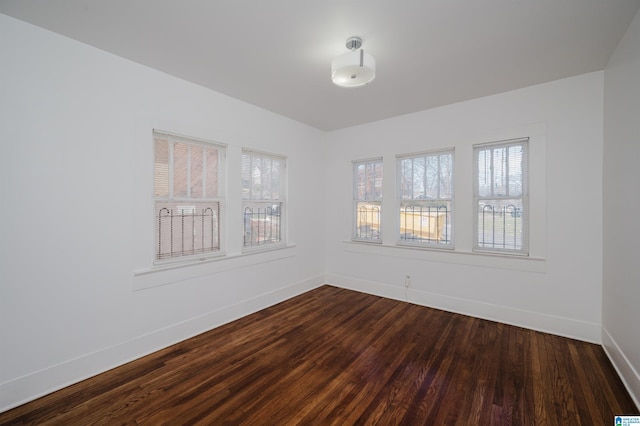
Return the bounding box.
[1,0,639,131]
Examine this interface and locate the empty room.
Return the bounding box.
[1,1,640,424]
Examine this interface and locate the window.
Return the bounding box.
[153,130,225,262]
[474,138,528,254]
[353,158,383,242]
[398,150,454,248]
[242,150,286,249]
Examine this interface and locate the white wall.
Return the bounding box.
[603,9,640,408]
[325,71,605,344]
[0,15,326,411]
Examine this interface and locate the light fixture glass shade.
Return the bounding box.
[331,49,376,87]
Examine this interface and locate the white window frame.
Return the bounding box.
[473,138,529,255]
[153,130,226,264]
[352,157,383,243]
[397,149,455,249]
[242,149,286,252]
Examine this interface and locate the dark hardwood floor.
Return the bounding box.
[1,285,637,425]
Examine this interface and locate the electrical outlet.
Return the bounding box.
[404,275,411,288]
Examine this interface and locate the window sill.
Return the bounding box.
[132,244,296,291]
[241,242,288,254]
[342,241,545,273]
[351,238,383,244]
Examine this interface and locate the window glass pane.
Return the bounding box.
[243,155,283,201]
[190,145,204,198]
[154,138,169,197]
[397,150,453,248]
[241,153,251,199]
[353,158,382,241]
[173,142,189,198]
[373,162,383,200]
[356,163,366,200]
[477,199,524,250]
[425,156,438,199]
[242,150,286,249]
[492,147,507,196]
[243,202,282,246]
[205,148,218,198]
[400,159,412,200]
[478,149,491,197]
[400,201,452,245]
[261,157,271,200]
[153,131,224,262]
[270,159,281,200]
[508,145,523,196]
[155,201,220,259]
[439,153,453,199]
[251,156,262,200]
[355,202,381,240]
[412,157,425,199]
[399,152,453,201]
[365,162,375,200]
[474,138,528,254]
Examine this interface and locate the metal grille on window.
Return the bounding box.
[243,203,282,246]
[156,202,220,260]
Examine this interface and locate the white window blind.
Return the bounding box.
[397,149,454,248]
[153,130,225,261]
[353,158,383,242]
[241,150,286,249]
[474,138,528,254]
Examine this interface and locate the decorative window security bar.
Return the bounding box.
[479,204,522,250]
[244,205,282,247]
[157,205,219,260]
[356,204,380,240]
[400,205,450,244]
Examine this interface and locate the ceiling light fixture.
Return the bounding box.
[331,36,376,88]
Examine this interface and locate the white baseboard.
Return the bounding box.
[0,275,325,413]
[326,273,602,344]
[602,327,640,410]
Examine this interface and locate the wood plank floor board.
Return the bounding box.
[1,285,637,425]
